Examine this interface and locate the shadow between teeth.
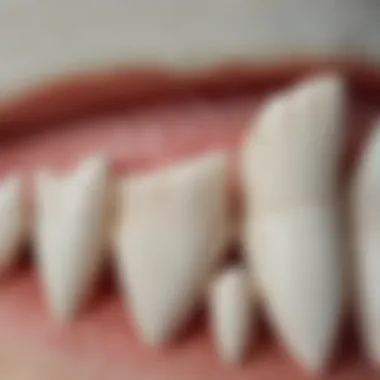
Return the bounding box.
[0,73,374,375]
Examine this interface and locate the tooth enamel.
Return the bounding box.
[242,75,345,373]
[209,266,254,364]
[35,156,109,321]
[351,119,380,365]
[0,176,25,273]
[115,152,229,346]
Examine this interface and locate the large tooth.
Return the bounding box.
[241,75,345,373]
[351,119,380,365]
[35,156,109,321]
[209,266,254,364]
[115,152,229,346]
[0,176,25,274]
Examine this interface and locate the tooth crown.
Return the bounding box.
[242,75,345,373]
[210,266,254,364]
[0,176,25,272]
[351,120,380,364]
[35,156,109,320]
[243,75,344,213]
[115,152,229,346]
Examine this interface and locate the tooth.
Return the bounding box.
[351,119,380,365]
[241,75,345,373]
[35,156,109,321]
[209,266,254,364]
[0,176,25,274]
[115,152,229,346]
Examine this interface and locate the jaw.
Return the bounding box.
[0,67,377,380]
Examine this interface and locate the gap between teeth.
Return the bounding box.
[0,74,376,374]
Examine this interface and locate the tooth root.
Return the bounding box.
[352,119,380,365]
[242,75,345,373]
[35,156,109,321]
[115,152,229,346]
[0,176,25,274]
[209,266,254,364]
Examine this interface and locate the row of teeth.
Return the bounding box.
[0,74,377,374]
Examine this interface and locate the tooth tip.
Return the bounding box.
[317,74,345,102]
[2,174,21,185]
[252,73,344,141]
[242,73,345,179]
[259,93,287,133]
[142,334,167,348]
[295,72,344,94]
[289,73,345,114]
[45,282,82,322]
[185,150,228,175]
[368,348,380,367]
[219,351,245,365]
[365,341,380,367]
[36,169,55,186]
[49,299,77,323]
[138,322,173,348]
[0,175,21,193]
[297,354,328,375]
[282,327,334,374]
[80,154,109,174]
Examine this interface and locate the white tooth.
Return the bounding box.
[115,152,229,346]
[35,156,109,321]
[0,176,25,274]
[209,266,254,364]
[241,75,345,373]
[351,119,380,365]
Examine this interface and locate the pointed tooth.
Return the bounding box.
[209,266,254,364]
[115,152,229,346]
[35,155,109,321]
[0,176,25,274]
[351,119,380,365]
[242,76,345,373]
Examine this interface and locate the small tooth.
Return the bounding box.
[351,119,380,365]
[115,152,229,346]
[35,156,109,321]
[209,266,254,364]
[0,176,25,274]
[242,75,345,373]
